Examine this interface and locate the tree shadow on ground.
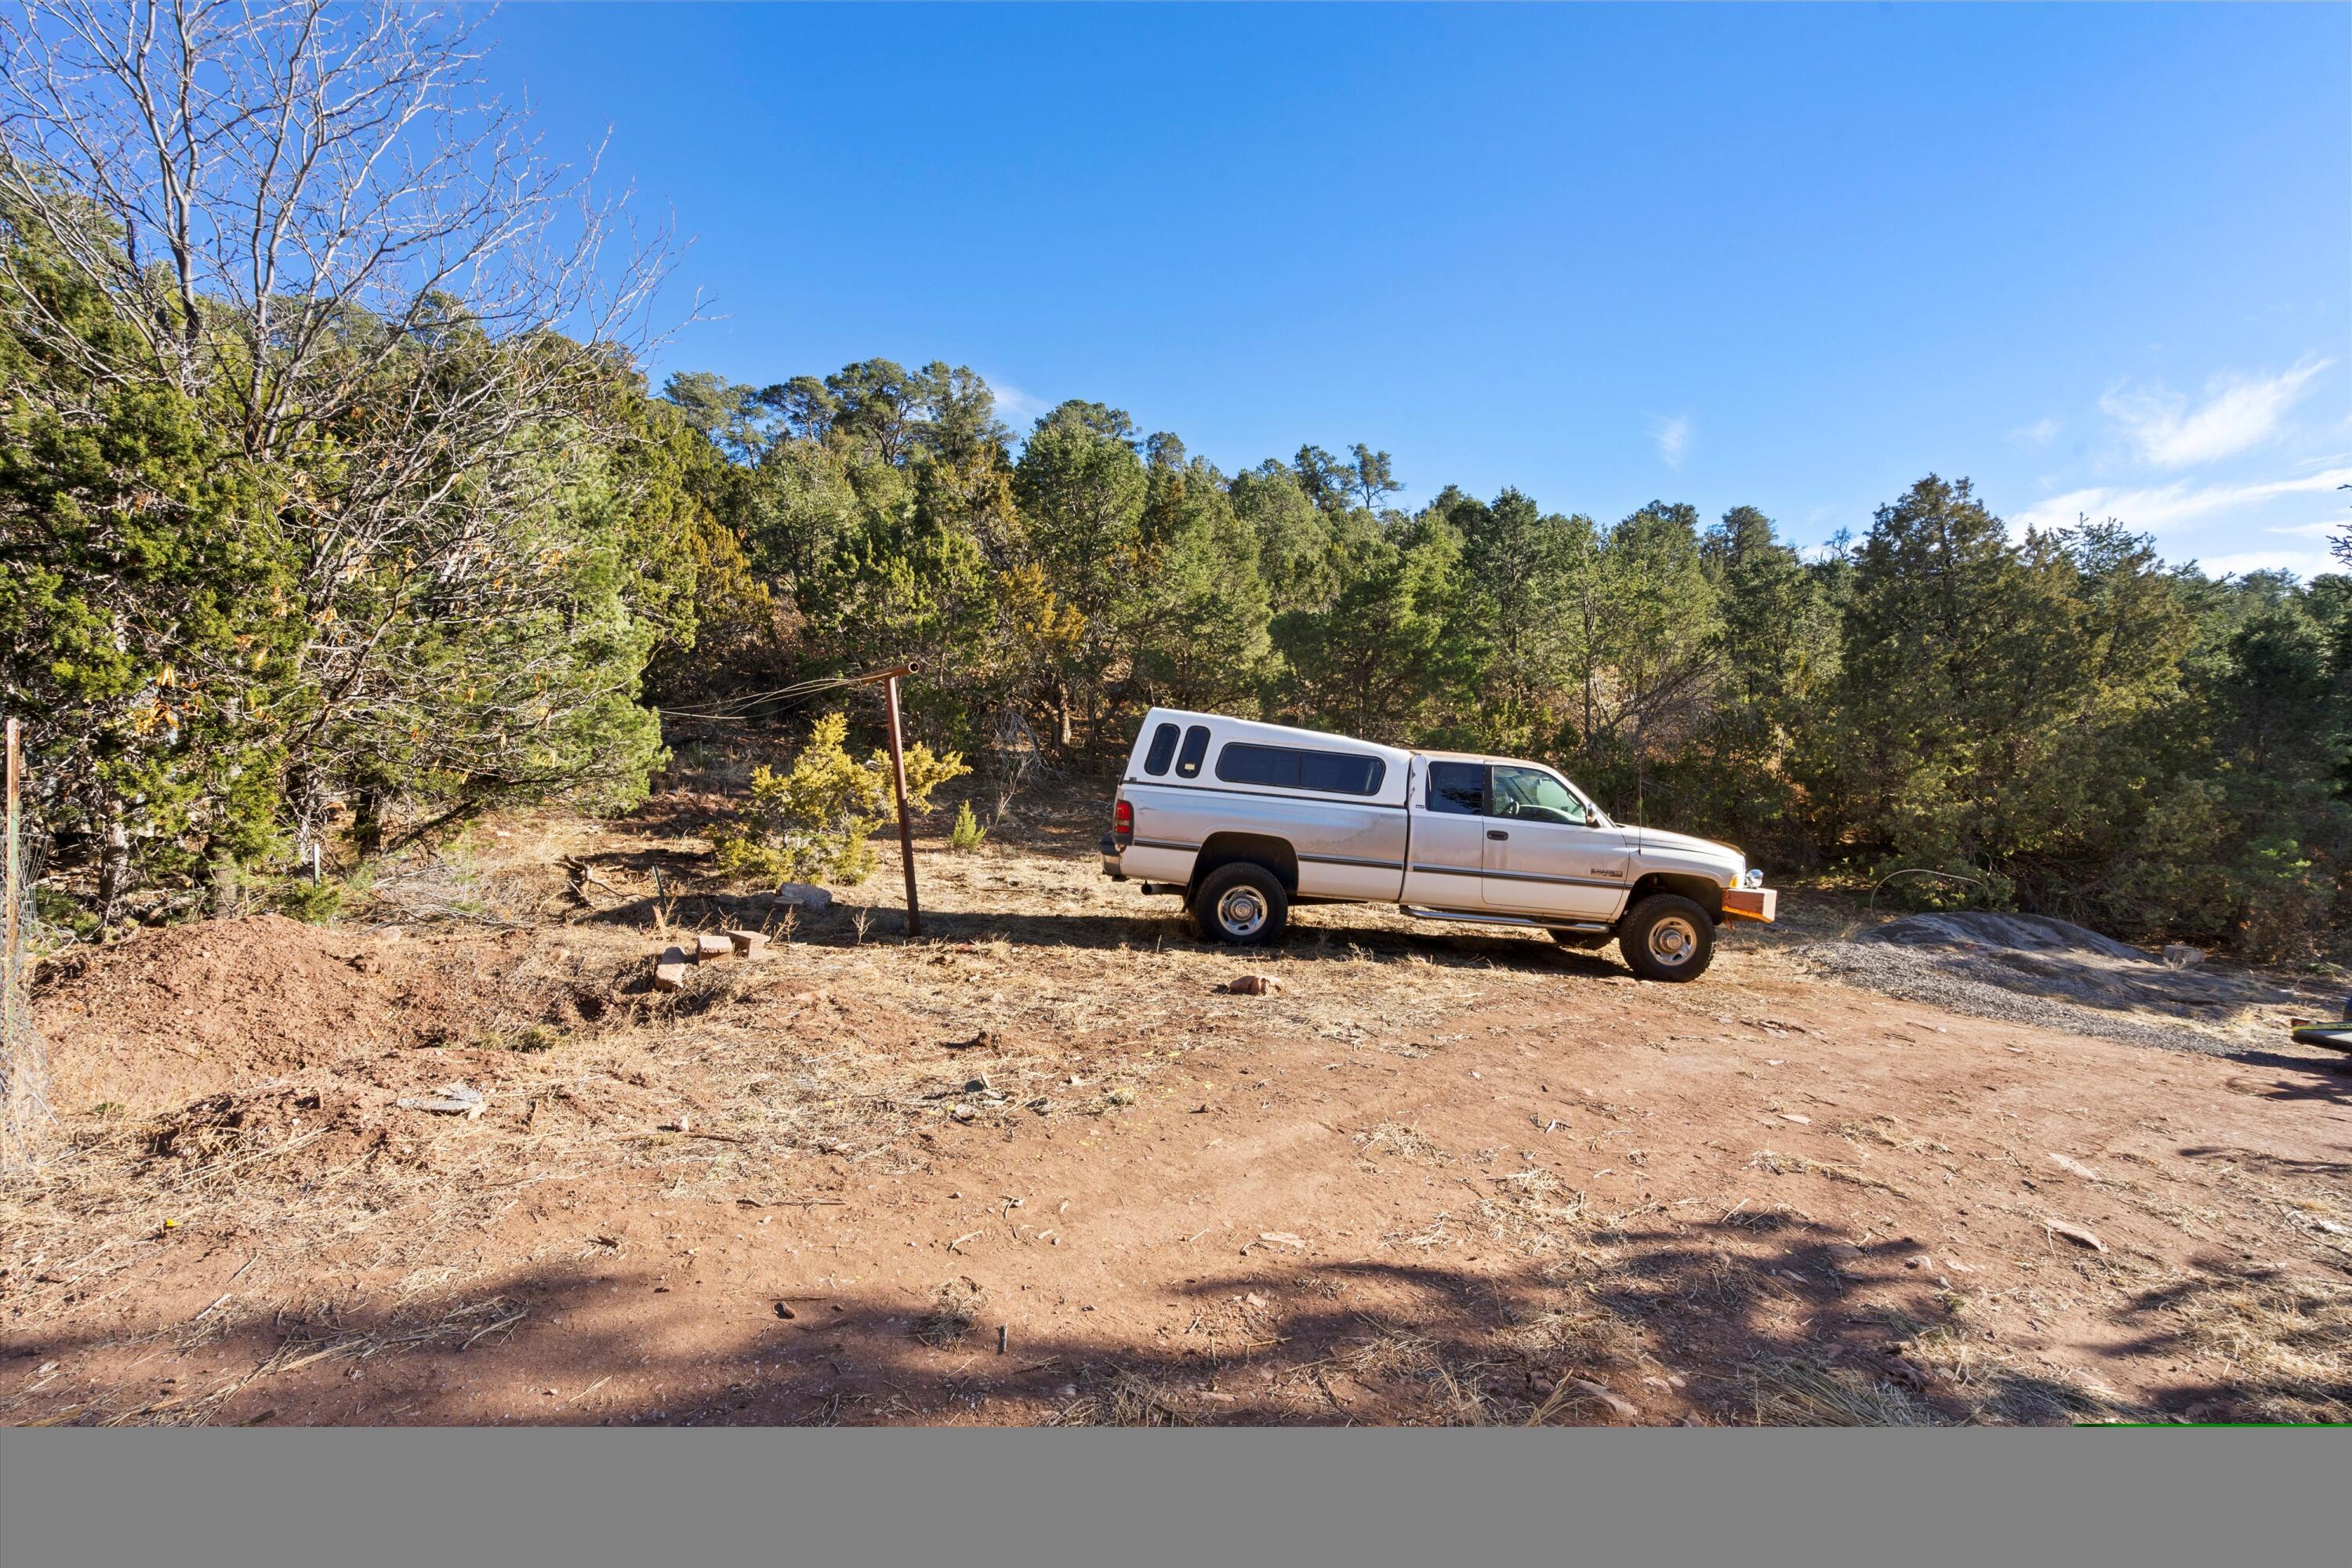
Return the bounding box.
[2,1212,2169,1429]
[2103,1263,2352,1424]
[2212,1051,2352,1111]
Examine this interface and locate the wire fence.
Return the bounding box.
[2,717,51,1174]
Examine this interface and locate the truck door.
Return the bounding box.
[1480,764,1632,921]
[1401,759,1490,910]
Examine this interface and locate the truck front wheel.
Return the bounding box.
[1191,863,1290,946]
[1619,894,1715,982]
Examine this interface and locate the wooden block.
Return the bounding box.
[694,932,733,960]
[1723,887,1777,922]
[726,929,768,957]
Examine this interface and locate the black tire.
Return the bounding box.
[1618,893,1715,982]
[1190,862,1290,946]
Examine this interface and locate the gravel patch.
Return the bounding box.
[1798,940,2245,1055]
[1798,911,2336,1058]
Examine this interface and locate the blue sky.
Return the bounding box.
[488,2,2350,575]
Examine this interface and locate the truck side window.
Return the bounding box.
[1142,722,1180,775]
[1426,760,1485,815]
[1490,764,1589,826]
[1174,724,1210,779]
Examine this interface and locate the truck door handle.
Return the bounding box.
[1486,829,1508,840]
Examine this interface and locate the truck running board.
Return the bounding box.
[1403,906,1611,934]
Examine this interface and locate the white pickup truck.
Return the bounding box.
[1098,708,1775,982]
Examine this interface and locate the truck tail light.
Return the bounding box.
[1113,798,1133,846]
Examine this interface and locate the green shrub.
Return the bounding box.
[947,800,987,855]
[273,879,346,924]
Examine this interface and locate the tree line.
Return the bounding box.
[2,2,2346,958]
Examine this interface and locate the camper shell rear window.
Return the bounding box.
[1142,721,1180,775]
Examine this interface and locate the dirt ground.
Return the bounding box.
[5,789,2348,1427]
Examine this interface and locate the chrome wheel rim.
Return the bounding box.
[1648,915,1699,967]
[1217,887,1268,937]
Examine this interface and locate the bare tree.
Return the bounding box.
[1,1,681,858]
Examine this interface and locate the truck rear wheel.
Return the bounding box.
[1191,862,1290,946]
[1619,894,1715,982]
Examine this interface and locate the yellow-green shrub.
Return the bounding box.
[711,712,968,884]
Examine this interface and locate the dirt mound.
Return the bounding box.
[35,916,398,1106]
[32,916,635,1111]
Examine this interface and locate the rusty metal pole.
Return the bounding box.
[4,718,18,978]
[883,673,921,937]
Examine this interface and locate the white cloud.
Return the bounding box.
[2098,356,2330,467]
[2010,465,2352,535]
[2197,549,2336,579]
[2267,517,2352,537]
[985,376,1047,425]
[1652,413,1690,468]
[2009,416,2061,448]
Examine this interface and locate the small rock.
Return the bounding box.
[1243,1292,1268,1308]
[694,932,733,960]
[397,1083,487,1119]
[1904,1253,1932,1270]
[949,1104,976,1122]
[1569,1377,1640,1419]
[771,883,833,912]
[653,946,689,992]
[773,1302,796,1319]
[943,1029,1000,1051]
[2161,943,2206,969]
[1827,1243,1863,1263]
[964,1075,992,1094]
[1227,975,1283,996]
[2046,1221,2107,1253]
[1257,1231,1308,1248]
[1779,1112,1811,1125]
[2046,1152,2103,1182]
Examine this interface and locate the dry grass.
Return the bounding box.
[917,1277,985,1348]
[2156,1270,2352,1423]
[1739,1352,1947,1427]
[1354,1119,1450,1166]
[1859,1302,2118,1426]
[2,1293,525,1428]
[1335,1321,1517,1425]
[1748,1147,1910,1197]
[1044,1367,1197,1427]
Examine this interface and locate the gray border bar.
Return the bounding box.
[2,1428,2346,1568]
